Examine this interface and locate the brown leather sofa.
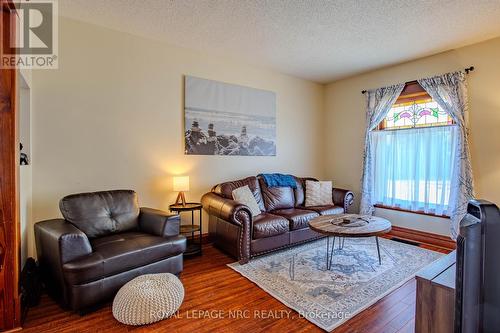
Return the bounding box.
[201,176,354,264]
[34,190,186,312]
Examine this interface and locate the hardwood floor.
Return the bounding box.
[23,240,451,333]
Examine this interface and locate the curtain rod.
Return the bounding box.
[361,66,475,94]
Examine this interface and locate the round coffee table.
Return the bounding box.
[309,214,392,269]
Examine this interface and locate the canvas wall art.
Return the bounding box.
[184,76,276,156]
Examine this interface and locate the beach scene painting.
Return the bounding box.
[184,76,276,156]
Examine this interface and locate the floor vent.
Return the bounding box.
[391,237,420,247]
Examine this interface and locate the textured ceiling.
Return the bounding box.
[59,0,500,83]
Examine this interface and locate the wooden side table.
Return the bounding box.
[169,203,203,257]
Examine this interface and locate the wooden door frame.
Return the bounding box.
[1,0,21,330]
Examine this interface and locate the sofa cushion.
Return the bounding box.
[62,232,186,285]
[213,176,265,211]
[293,177,316,207]
[272,208,319,230]
[258,178,295,211]
[304,205,344,216]
[60,190,140,238]
[252,213,289,239]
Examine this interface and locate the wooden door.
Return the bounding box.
[0,0,21,330]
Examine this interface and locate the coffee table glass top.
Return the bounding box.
[308,214,392,237]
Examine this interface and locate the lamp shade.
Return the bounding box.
[173,176,190,192]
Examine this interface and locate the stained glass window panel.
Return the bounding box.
[380,99,453,130]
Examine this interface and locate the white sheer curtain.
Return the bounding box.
[418,71,474,238]
[371,126,458,216]
[360,84,405,215]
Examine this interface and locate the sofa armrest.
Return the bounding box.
[139,207,180,237]
[201,192,252,227]
[332,188,355,212]
[201,192,252,264]
[34,218,93,303]
[35,219,93,265]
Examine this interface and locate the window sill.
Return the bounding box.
[374,204,450,219]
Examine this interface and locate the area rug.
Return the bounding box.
[228,237,442,331]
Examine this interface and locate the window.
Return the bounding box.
[372,82,457,216]
[379,99,454,130]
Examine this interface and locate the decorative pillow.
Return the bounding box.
[305,180,333,207]
[232,185,261,217]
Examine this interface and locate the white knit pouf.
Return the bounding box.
[112,273,184,326]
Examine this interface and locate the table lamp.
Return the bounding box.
[173,176,189,206]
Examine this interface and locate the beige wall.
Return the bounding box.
[325,37,500,234]
[19,72,32,265]
[30,18,325,257]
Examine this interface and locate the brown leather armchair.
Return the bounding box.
[201,176,354,264]
[34,190,186,312]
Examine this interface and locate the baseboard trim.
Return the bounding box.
[386,226,456,250]
[201,233,212,244]
[202,227,455,250]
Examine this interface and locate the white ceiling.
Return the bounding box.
[59,0,500,83]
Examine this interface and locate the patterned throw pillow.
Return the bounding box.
[305,180,333,207]
[232,185,261,217]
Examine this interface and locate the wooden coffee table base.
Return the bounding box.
[325,236,382,270]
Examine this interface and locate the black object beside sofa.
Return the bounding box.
[201,175,354,264]
[34,190,186,312]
